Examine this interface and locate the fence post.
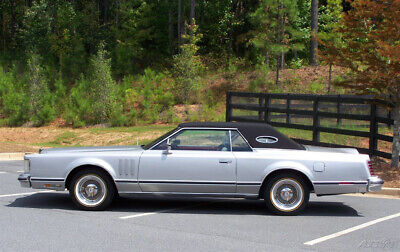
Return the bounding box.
[388,109,392,129]
[286,96,291,124]
[369,102,378,156]
[258,95,264,121]
[264,94,270,123]
[337,95,342,125]
[226,92,232,122]
[313,97,320,143]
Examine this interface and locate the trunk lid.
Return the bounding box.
[304,145,359,155]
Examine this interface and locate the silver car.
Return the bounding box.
[18,122,383,215]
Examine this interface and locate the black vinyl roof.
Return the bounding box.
[178,122,305,150]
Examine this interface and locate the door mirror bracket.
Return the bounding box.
[163,138,172,155]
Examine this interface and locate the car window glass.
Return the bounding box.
[152,129,231,151]
[231,130,252,151]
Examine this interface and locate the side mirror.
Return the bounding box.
[163,138,172,155]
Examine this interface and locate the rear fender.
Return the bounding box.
[262,161,314,182]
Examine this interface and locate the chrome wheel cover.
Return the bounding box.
[74,174,107,207]
[270,178,304,212]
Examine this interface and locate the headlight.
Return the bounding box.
[24,159,30,173]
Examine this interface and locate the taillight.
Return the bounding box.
[368,160,375,176]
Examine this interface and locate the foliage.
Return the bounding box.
[0,67,30,126]
[250,0,306,84]
[89,43,116,123]
[173,20,204,103]
[27,53,56,126]
[64,76,92,127]
[0,0,356,128]
[321,0,400,167]
[124,69,175,124]
[64,44,116,127]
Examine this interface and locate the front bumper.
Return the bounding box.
[18,173,31,188]
[367,176,384,192]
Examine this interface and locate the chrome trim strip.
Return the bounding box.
[138,180,236,185]
[237,182,262,186]
[229,130,233,152]
[115,179,138,183]
[313,181,368,185]
[30,177,65,182]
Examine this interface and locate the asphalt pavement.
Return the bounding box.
[1,161,400,251]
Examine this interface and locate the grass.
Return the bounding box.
[88,124,176,134]
[42,131,82,147]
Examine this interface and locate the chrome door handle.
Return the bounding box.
[219,160,232,164]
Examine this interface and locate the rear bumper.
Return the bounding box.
[367,176,384,192]
[18,173,31,188]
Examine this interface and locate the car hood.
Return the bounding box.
[304,145,359,155]
[40,145,143,154]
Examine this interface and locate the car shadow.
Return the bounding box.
[7,192,360,217]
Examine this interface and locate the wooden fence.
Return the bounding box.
[226,92,394,159]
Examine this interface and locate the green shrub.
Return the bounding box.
[0,66,30,126]
[64,45,117,127]
[53,78,67,113]
[27,53,56,126]
[288,58,304,69]
[173,21,204,104]
[124,69,175,124]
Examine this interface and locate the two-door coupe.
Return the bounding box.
[18,122,383,215]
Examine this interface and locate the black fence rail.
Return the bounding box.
[226,92,394,159]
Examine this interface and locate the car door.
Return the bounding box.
[138,129,237,193]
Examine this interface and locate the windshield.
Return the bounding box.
[143,127,180,150]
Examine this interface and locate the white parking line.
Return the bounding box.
[0,190,53,198]
[304,212,400,246]
[0,172,6,174]
[119,203,207,220]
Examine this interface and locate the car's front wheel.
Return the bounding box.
[69,168,115,210]
[264,173,309,215]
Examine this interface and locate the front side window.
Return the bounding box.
[231,130,252,152]
[153,129,231,151]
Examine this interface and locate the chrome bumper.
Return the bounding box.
[18,173,31,188]
[367,176,384,192]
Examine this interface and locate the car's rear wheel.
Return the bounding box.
[264,173,309,215]
[69,168,115,210]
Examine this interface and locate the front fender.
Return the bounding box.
[65,158,117,179]
[262,161,314,182]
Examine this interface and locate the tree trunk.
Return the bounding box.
[294,49,298,60]
[281,51,285,70]
[275,55,280,86]
[104,0,109,24]
[265,51,270,67]
[9,0,16,40]
[2,10,6,55]
[177,0,182,51]
[227,29,232,64]
[310,0,318,66]
[166,0,173,55]
[115,0,119,25]
[327,64,332,93]
[391,103,400,168]
[190,0,195,24]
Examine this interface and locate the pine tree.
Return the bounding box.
[318,0,342,93]
[251,0,305,86]
[173,20,203,103]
